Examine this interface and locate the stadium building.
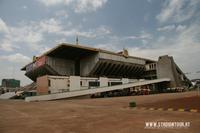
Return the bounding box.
[21,43,191,101]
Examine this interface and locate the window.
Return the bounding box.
[89,81,100,87]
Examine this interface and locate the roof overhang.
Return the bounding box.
[44,43,99,60]
[21,43,99,70]
[21,43,156,71]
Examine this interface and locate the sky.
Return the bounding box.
[0,0,200,86]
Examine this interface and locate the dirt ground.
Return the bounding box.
[139,96,200,110]
[0,91,200,133]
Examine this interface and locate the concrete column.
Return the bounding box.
[70,76,80,91]
[122,78,129,84]
[99,77,108,87]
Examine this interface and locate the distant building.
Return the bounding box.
[1,79,20,88]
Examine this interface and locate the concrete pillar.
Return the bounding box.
[99,77,108,87]
[122,78,129,84]
[69,76,80,91]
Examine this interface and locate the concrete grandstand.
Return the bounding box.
[21,43,191,101]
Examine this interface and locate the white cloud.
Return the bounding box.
[176,24,187,32]
[61,25,111,38]
[55,10,68,18]
[38,18,63,33]
[96,25,111,34]
[156,0,199,23]
[157,25,175,31]
[0,18,9,33]
[78,31,97,38]
[95,42,118,51]
[4,25,44,50]
[61,29,97,38]
[39,46,51,54]
[176,22,200,46]
[157,24,187,32]
[62,29,95,38]
[38,0,61,6]
[129,21,200,79]
[124,31,152,40]
[36,0,107,13]
[82,25,111,38]
[55,38,67,43]
[0,40,16,52]
[0,18,63,52]
[0,53,31,64]
[17,31,43,44]
[0,17,112,52]
[37,0,73,7]
[75,0,107,13]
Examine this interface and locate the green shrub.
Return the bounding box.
[129,101,136,107]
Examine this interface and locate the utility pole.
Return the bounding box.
[76,35,79,45]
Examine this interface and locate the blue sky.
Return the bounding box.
[0,0,200,85]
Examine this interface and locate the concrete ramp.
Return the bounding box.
[0,92,16,99]
[25,78,170,102]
